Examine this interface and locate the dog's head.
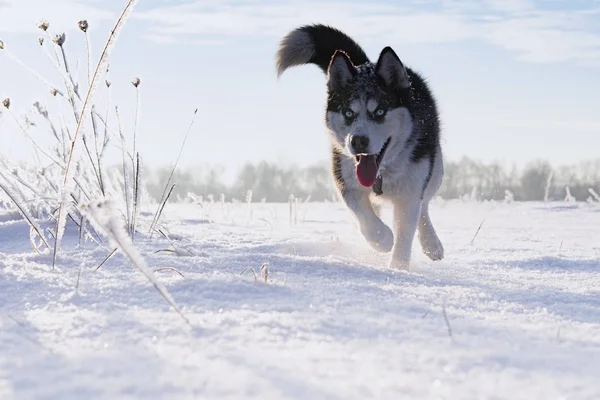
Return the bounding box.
[325,47,413,187]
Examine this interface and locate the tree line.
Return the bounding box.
[143,157,600,203]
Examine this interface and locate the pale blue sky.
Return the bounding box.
[1,0,599,178]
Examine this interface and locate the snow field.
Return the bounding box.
[1,199,600,399]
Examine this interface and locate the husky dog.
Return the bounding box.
[275,24,445,270]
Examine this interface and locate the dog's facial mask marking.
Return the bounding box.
[324,50,405,188]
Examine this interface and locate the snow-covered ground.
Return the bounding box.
[1,199,599,399]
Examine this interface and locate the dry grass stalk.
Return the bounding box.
[260,263,269,283]
[94,247,118,272]
[469,219,485,245]
[442,299,454,340]
[53,0,139,269]
[588,188,600,202]
[240,267,259,281]
[153,267,185,278]
[149,108,198,236]
[0,173,50,251]
[81,199,190,326]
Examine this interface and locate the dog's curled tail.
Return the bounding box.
[276,24,370,78]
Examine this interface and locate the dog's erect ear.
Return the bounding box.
[327,50,356,90]
[375,47,410,90]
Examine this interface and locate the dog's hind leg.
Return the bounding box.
[342,189,393,253]
[418,151,445,262]
[418,201,444,261]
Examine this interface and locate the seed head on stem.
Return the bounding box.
[38,37,44,46]
[53,33,66,46]
[132,77,141,88]
[2,98,10,109]
[38,20,50,32]
[78,20,89,32]
[0,40,4,50]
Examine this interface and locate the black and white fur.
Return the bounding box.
[276,24,444,270]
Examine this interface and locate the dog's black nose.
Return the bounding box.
[350,135,370,154]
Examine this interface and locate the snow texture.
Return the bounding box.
[1,199,600,399]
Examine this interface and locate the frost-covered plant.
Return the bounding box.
[504,189,514,204]
[588,188,600,203]
[81,198,190,325]
[0,1,142,266]
[564,186,576,203]
[0,2,199,328]
[544,171,554,202]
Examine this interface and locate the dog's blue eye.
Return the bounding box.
[375,109,386,117]
[344,110,355,118]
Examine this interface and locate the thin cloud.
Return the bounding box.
[482,18,600,64]
[133,1,475,42]
[133,0,600,65]
[483,0,536,14]
[470,1,600,65]
[2,0,599,65]
[0,0,114,34]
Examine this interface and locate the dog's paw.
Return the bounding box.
[421,234,444,261]
[388,255,411,271]
[360,221,394,253]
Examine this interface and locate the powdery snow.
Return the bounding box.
[1,199,600,399]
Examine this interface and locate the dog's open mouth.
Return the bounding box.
[354,137,391,187]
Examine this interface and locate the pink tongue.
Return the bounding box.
[356,155,378,187]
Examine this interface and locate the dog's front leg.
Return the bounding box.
[389,197,422,270]
[342,188,393,253]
